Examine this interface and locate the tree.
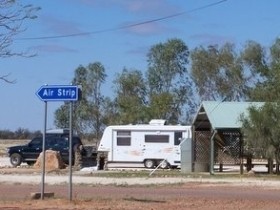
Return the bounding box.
[0,0,40,83]
[240,38,280,174]
[113,68,147,124]
[241,103,280,174]
[54,65,88,134]
[86,62,107,139]
[14,127,30,139]
[54,62,108,140]
[248,38,280,101]
[54,103,70,129]
[191,42,258,101]
[146,38,195,124]
[100,97,119,126]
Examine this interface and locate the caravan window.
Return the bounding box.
[145,135,169,143]
[117,131,131,146]
[174,132,183,145]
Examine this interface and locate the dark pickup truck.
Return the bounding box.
[6,129,83,167]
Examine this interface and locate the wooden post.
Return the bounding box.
[246,155,252,172]
[268,158,273,174]
[219,163,223,172]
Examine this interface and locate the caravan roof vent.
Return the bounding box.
[149,119,166,126]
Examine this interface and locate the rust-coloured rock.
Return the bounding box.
[33,150,66,170]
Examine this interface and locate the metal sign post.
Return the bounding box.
[41,101,47,200]
[69,101,73,201]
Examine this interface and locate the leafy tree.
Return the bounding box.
[248,38,280,101]
[54,62,108,140]
[241,103,280,174]
[148,92,173,120]
[191,42,258,101]
[146,38,195,124]
[113,68,147,124]
[0,0,40,83]
[241,38,280,173]
[54,103,70,129]
[85,62,107,139]
[241,105,271,158]
[54,65,88,134]
[99,97,118,126]
[240,40,268,78]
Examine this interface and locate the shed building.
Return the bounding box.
[188,101,264,174]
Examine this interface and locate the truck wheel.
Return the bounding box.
[144,159,155,168]
[159,160,169,169]
[10,153,22,167]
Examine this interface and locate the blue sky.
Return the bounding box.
[1,0,280,131]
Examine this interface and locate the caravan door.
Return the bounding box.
[112,130,143,162]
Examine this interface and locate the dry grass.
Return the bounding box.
[0,139,30,156]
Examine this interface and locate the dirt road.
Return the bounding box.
[2,155,280,209]
[1,181,280,210]
[1,168,280,209]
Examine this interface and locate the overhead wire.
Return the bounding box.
[17,0,228,41]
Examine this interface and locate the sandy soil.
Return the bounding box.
[1,167,280,209]
[1,181,280,210]
[2,139,280,209]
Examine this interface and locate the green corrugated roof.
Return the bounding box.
[200,101,265,129]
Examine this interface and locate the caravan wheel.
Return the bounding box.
[144,159,155,168]
[159,160,169,169]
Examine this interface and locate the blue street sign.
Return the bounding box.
[36,85,78,101]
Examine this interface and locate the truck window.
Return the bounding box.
[174,132,183,145]
[117,131,131,146]
[46,137,56,147]
[145,135,169,143]
[29,137,42,147]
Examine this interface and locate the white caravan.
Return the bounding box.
[97,120,192,169]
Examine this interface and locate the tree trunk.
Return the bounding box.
[276,163,279,175]
[276,148,280,175]
[246,155,253,172]
[267,158,273,174]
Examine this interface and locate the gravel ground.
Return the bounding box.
[0,167,280,187]
[2,157,280,209]
[0,156,279,187]
[1,172,280,210]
